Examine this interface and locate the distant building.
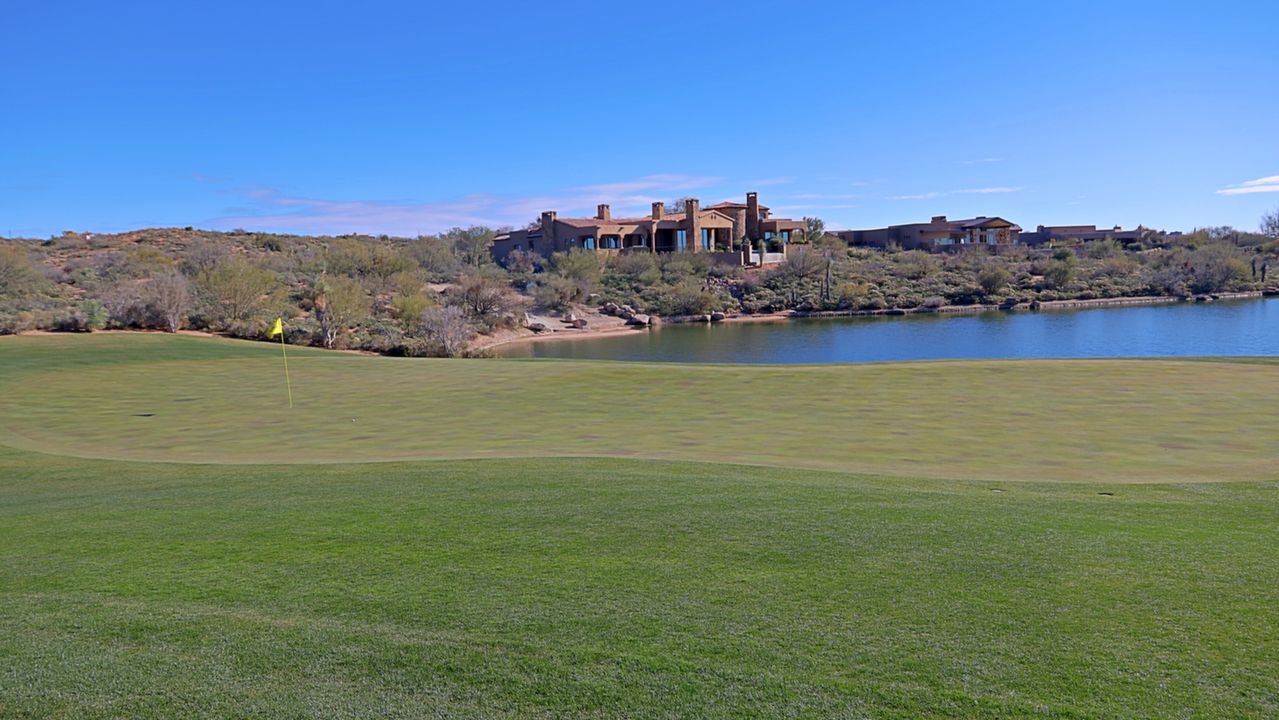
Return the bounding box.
[837,216,1021,251]
[491,192,805,265]
[1018,224,1144,246]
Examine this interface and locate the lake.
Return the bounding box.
[497,298,1279,363]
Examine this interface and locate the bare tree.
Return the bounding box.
[447,272,514,324]
[1262,209,1279,239]
[150,271,191,333]
[419,305,475,357]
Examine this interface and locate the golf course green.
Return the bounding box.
[1,334,1276,718]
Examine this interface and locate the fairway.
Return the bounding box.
[1,334,1277,482]
[1,334,1277,718]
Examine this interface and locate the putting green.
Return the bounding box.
[2,333,1275,482]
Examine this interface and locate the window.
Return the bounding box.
[677,230,687,251]
[702,228,711,250]
[601,236,618,249]
[764,231,774,240]
[781,230,790,243]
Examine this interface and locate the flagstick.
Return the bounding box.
[279,331,294,409]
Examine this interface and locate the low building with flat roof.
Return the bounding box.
[1018,224,1144,246]
[837,215,1021,251]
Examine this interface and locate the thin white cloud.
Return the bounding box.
[889,187,1022,201]
[1216,175,1279,195]
[207,173,741,235]
[571,173,721,196]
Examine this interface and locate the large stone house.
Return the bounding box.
[491,192,805,265]
[838,216,1021,251]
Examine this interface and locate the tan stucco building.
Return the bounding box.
[492,192,805,265]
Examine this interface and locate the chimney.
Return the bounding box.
[746,192,760,241]
[652,201,665,221]
[931,215,947,224]
[686,198,702,252]
[596,204,611,221]
[540,211,558,246]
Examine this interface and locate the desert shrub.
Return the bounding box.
[738,285,785,314]
[0,309,37,335]
[610,252,660,283]
[52,300,108,332]
[324,237,415,285]
[552,249,603,286]
[977,265,1011,295]
[532,276,578,311]
[1044,255,1077,289]
[921,296,946,309]
[408,235,461,279]
[1085,238,1123,259]
[1185,246,1249,294]
[897,251,939,279]
[647,282,726,316]
[504,249,541,274]
[835,282,870,309]
[390,292,434,323]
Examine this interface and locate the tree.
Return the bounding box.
[309,275,369,348]
[0,245,43,298]
[195,257,276,325]
[1262,209,1279,239]
[419,305,474,357]
[149,271,191,333]
[447,227,496,267]
[803,216,826,243]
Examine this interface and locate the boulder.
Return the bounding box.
[528,322,548,333]
[603,302,619,315]
[571,318,588,329]
[565,312,578,323]
[620,310,634,320]
[621,305,635,315]
[710,311,726,322]
[627,314,651,326]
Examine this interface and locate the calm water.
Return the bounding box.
[499,298,1279,363]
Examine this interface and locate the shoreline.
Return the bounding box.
[476,290,1270,352]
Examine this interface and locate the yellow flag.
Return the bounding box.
[269,317,283,338]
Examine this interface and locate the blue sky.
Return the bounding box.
[3,0,1278,238]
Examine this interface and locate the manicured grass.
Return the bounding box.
[1,334,1276,717]
[2,334,1277,482]
[1,449,1277,718]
